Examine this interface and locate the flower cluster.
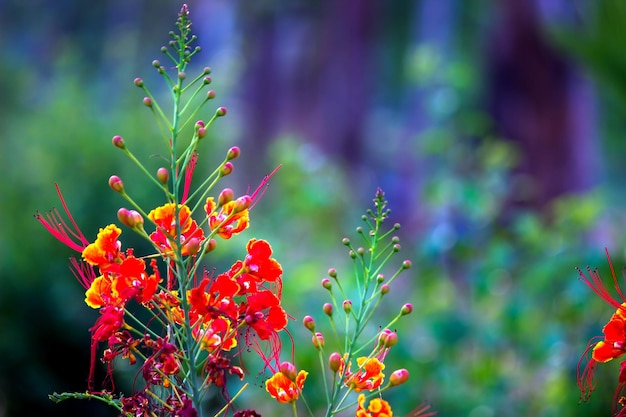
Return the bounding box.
[37,5,435,417]
[578,250,626,416]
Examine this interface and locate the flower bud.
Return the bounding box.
[143,97,153,107]
[357,247,365,257]
[303,315,315,332]
[112,135,125,149]
[380,284,390,295]
[204,239,217,253]
[322,303,333,316]
[184,237,201,255]
[178,71,186,80]
[216,107,227,117]
[197,127,207,139]
[220,162,233,177]
[279,361,297,381]
[328,268,337,279]
[152,60,160,68]
[133,78,143,87]
[207,90,216,99]
[157,167,169,184]
[218,188,234,206]
[128,210,144,228]
[377,274,384,283]
[343,300,352,313]
[342,238,350,246]
[227,146,240,160]
[203,67,211,74]
[328,352,342,373]
[378,329,398,348]
[233,195,252,213]
[393,244,401,252]
[312,332,324,349]
[402,260,412,270]
[389,369,409,386]
[392,236,400,244]
[401,303,413,315]
[203,76,212,85]
[117,208,143,229]
[321,278,332,290]
[108,175,124,193]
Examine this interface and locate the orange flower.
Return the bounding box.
[356,394,393,417]
[148,203,204,255]
[82,224,122,267]
[345,357,385,392]
[205,197,249,239]
[265,369,308,403]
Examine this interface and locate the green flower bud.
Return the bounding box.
[343,300,352,313]
[401,303,413,315]
[216,107,227,117]
[321,279,332,290]
[133,78,143,87]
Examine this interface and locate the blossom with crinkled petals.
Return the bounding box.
[148,203,204,255]
[82,224,122,268]
[205,197,249,239]
[265,369,308,403]
[244,290,287,340]
[344,357,385,393]
[356,394,393,417]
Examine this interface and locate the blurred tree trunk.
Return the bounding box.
[485,0,599,210]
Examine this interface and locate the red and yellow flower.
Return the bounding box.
[265,367,308,403]
[205,197,249,239]
[356,394,393,417]
[344,357,386,393]
[148,203,204,255]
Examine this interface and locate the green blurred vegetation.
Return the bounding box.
[3,1,626,417]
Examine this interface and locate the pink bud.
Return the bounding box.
[227,146,240,160]
[303,315,315,332]
[133,78,143,87]
[220,162,233,177]
[156,167,169,184]
[143,97,153,107]
[203,76,212,85]
[378,329,398,348]
[321,278,332,290]
[328,352,342,373]
[216,107,227,117]
[322,303,333,316]
[108,175,124,193]
[233,195,251,213]
[279,361,297,381]
[312,332,324,349]
[401,303,413,315]
[343,300,352,313]
[218,188,234,206]
[328,268,337,278]
[402,260,412,269]
[389,369,409,386]
[197,127,207,139]
[207,90,216,99]
[112,135,125,149]
[184,237,201,255]
[204,239,217,253]
[380,284,390,295]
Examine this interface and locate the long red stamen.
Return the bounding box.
[249,165,282,208]
[578,249,626,311]
[35,183,90,252]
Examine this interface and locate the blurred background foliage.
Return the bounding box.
[3,0,626,416]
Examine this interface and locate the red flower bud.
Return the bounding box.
[108,175,124,193]
[184,237,201,255]
[389,369,409,386]
[197,127,207,139]
[402,260,412,269]
[378,329,398,348]
[216,107,227,117]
